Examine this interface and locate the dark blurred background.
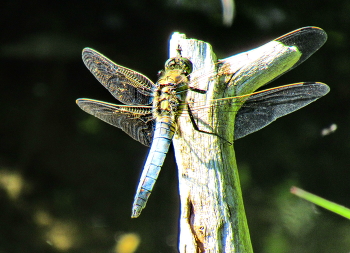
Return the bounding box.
[1,0,350,252]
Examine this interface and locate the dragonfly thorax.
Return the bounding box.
[153,68,190,119]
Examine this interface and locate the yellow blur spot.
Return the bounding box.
[114,233,140,253]
[33,209,79,251]
[45,221,77,251]
[0,169,24,199]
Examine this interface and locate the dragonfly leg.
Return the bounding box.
[189,87,207,94]
[186,103,232,145]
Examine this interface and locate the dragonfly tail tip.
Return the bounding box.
[131,207,141,218]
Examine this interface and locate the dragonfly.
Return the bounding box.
[76,27,329,218]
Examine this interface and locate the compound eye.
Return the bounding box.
[182,60,192,75]
[164,58,175,69]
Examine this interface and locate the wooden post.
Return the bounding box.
[170,33,253,253]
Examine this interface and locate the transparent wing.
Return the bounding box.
[188,27,327,94]
[233,82,330,139]
[185,82,330,140]
[76,99,154,146]
[274,26,327,71]
[82,48,155,105]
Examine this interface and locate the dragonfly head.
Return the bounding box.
[164,56,193,76]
